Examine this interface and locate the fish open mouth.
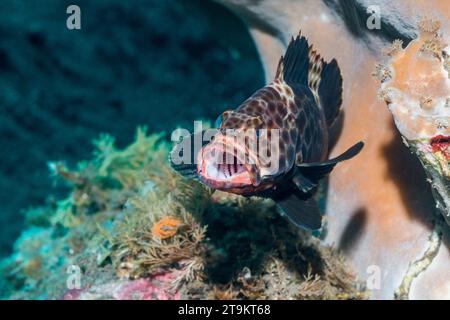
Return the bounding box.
[205,153,247,180]
[197,142,255,188]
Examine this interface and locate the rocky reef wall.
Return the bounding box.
[214,0,450,299]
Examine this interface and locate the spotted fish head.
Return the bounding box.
[170,104,294,195]
[194,111,283,194]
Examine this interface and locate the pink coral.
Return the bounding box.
[430,135,450,159]
[62,271,181,300]
[113,274,180,300]
[62,288,84,300]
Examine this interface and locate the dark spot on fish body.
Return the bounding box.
[245,102,259,115]
[242,104,252,113]
[239,113,248,121]
[274,114,283,127]
[279,141,286,154]
[255,105,263,114]
[248,100,259,107]
[268,102,276,113]
[268,86,281,100]
[265,118,275,129]
[287,145,296,162]
[278,154,286,171]
[233,117,242,124]
[264,89,275,100]
[256,93,266,103]
[288,101,298,113]
[266,128,272,141]
[281,129,290,143]
[305,124,313,141]
[296,136,303,151]
[277,103,287,117]
[260,100,268,108]
[286,114,297,129]
[289,128,298,143]
[294,94,308,108]
[301,141,310,162]
[297,111,306,132]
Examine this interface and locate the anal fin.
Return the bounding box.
[169,163,198,179]
[169,130,212,179]
[275,194,322,230]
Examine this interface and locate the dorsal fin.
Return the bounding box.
[308,47,325,105]
[169,131,212,179]
[275,31,309,86]
[275,30,343,127]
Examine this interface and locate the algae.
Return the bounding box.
[0,128,366,300]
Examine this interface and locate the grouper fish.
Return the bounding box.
[170,31,364,230]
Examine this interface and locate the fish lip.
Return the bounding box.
[196,134,261,187]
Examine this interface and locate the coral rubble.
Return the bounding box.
[0,128,365,300]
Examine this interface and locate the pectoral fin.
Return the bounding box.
[169,162,198,179]
[297,141,364,181]
[169,130,212,179]
[292,173,317,193]
[275,194,322,230]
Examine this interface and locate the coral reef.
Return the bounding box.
[375,18,450,227]
[0,129,365,300]
[373,19,450,299]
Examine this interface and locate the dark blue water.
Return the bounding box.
[0,0,264,256]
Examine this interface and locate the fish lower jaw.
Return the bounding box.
[199,164,253,188]
[259,166,280,178]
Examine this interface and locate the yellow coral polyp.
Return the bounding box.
[152,217,183,240]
